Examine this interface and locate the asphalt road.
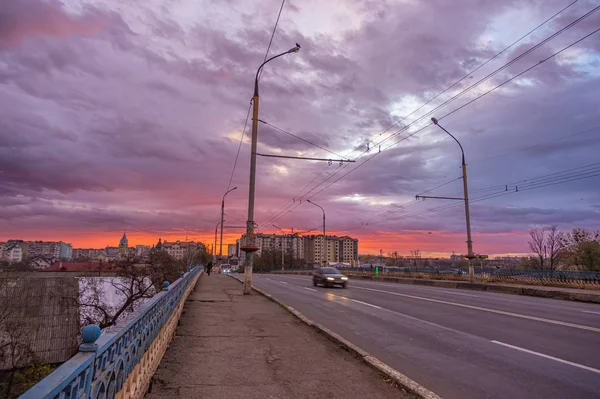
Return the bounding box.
[249,273,600,399]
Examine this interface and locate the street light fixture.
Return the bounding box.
[307,200,326,268]
[241,44,301,295]
[219,186,238,261]
[430,117,475,282]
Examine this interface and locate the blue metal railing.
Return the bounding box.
[21,265,203,399]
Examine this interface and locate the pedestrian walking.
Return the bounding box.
[207,261,213,276]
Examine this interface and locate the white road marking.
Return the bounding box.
[492,340,600,375]
[353,286,600,333]
[280,281,288,285]
[582,310,600,315]
[440,290,479,298]
[351,299,382,309]
[304,287,317,292]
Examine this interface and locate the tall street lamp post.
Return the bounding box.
[431,117,475,282]
[213,220,221,264]
[219,186,237,261]
[307,200,326,268]
[241,44,301,295]
[273,225,286,271]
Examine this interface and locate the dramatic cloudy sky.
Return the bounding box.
[1,0,599,255]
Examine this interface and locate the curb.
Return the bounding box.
[228,274,441,399]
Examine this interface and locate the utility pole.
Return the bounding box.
[240,44,301,295]
[307,200,326,267]
[219,187,237,262]
[273,224,285,271]
[213,221,220,263]
[416,117,475,282]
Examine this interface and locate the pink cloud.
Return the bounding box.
[0,0,106,47]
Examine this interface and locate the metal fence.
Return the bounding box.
[20,265,203,399]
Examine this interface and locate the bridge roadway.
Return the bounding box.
[250,273,600,399]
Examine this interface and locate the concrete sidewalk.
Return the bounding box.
[146,274,412,399]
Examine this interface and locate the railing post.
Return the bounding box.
[79,324,101,352]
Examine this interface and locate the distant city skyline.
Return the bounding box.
[0,230,530,258]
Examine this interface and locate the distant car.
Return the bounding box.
[312,267,348,288]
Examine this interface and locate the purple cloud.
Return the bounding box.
[1,0,599,254]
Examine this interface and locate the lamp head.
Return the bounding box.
[288,43,301,53]
[431,117,439,125]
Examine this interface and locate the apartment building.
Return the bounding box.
[227,244,237,258]
[237,233,305,264]
[135,245,151,258]
[304,235,358,265]
[72,248,99,259]
[237,233,358,266]
[160,240,205,261]
[0,243,24,263]
[27,241,72,260]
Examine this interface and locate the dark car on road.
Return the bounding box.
[312,267,348,288]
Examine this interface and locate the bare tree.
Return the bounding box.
[546,225,566,271]
[78,254,183,330]
[410,249,421,269]
[388,251,400,266]
[528,228,546,270]
[79,262,155,330]
[562,228,600,270]
[182,247,200,269]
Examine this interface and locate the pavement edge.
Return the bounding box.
[227,274,442,399]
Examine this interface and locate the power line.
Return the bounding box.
[470,126,600,165]
[438,161,600,198]
[419,127,600,198]
[223,0,287,198]
[437,25,600,123]
[226,101,252,192]
[258,0,286,82]
[270,4,598,216]
[259,119,346,158]
[381,164,600,226]
[357,0,582,153]
[326,23,600,202]
[224,212,247,225]
[258,3,597,227]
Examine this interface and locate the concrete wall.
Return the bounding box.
[0,277,80,370]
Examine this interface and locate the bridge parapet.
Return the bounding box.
[20,265,203,399]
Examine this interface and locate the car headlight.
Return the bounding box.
[326,277,334,281]
[341,277,348,280]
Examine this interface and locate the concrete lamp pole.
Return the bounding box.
[273,224,286,271]
[219,186,237,262]
[431,117,475,283]
[307,200,326,268]
[213,220,221,264]
[241,44,301,295]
